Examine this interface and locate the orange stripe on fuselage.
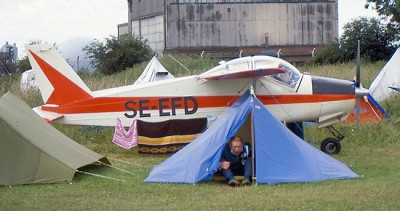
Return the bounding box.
[257,94,354,104]
[29,50,92,105]
[41,94,354,114]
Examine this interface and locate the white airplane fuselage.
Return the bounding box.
[38,73,354,128]
[27,44,356,128]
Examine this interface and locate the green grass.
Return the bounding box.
[1,58,400,210]
[301,59,386,88]
[1,136,400,210]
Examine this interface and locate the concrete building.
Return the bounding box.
[0,41,18,75]
[119,0,338,60]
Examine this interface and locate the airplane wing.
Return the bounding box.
[199,67,285,80]
[33,106,64,122]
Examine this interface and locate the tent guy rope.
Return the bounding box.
[98,161,136,176]
[76,170,126,183]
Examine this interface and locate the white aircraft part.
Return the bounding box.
[26,44,92,103]
[296,75,313,94]
[369,48,400,102]
[26,43,356,128]
[52,107,226,127]
[33,106,64,122]
[94,76,253,98]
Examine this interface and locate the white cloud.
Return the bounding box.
[338,0,379,36]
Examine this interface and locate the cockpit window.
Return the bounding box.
[200,56,302,88]
[272,61,301,88]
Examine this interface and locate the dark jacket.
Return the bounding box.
[220,143,252,170]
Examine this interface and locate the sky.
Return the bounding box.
[0,0,127,59]
[0,0,379,59]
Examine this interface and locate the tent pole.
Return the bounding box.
[250,85,256,184]
[251,106,255,183]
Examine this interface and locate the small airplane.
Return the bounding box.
[26,44,368,154]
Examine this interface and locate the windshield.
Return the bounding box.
[271,60,301,88]
[201,55,302,88]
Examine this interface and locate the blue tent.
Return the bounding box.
[145,91,359,184]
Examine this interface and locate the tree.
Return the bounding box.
[341,17,398,61]
[84,34,154,75]
[14,56,31,73]
[313,17,398,64]
[310,40,346,64]
[366,0,400,28]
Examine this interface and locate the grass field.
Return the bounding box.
[1,57,400,210]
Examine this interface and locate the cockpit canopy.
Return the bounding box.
[201,55,302,88]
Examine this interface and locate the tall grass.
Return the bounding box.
[0,74,42,107]
[159,55,218,76]
[1,57,400,210]
[301,60,386,88]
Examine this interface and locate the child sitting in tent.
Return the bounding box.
[218,136,252,187]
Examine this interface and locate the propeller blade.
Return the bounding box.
[355,40,361,135]
[356,40,361,88]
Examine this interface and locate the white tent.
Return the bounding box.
[21,56,173,91]
[20,69,38,91]
[369,48,400,102]
[133,57,174,85]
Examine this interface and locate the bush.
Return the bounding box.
[311,17,399,64]
[84,34,155,75]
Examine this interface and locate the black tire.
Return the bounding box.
[320,138,341,154]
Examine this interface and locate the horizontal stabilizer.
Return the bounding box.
[33,106,64,122]
[199,67,284,80]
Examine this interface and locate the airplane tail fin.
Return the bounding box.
[26,44,92,105]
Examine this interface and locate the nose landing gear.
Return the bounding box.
[320,126,344,154]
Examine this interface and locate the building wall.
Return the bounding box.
[118,23,129,37]
[126,1,338,54]
[166,2,338,49]
[132,0,164,19]
[132,15,165,55]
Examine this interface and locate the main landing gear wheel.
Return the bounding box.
[320,138,341,154]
